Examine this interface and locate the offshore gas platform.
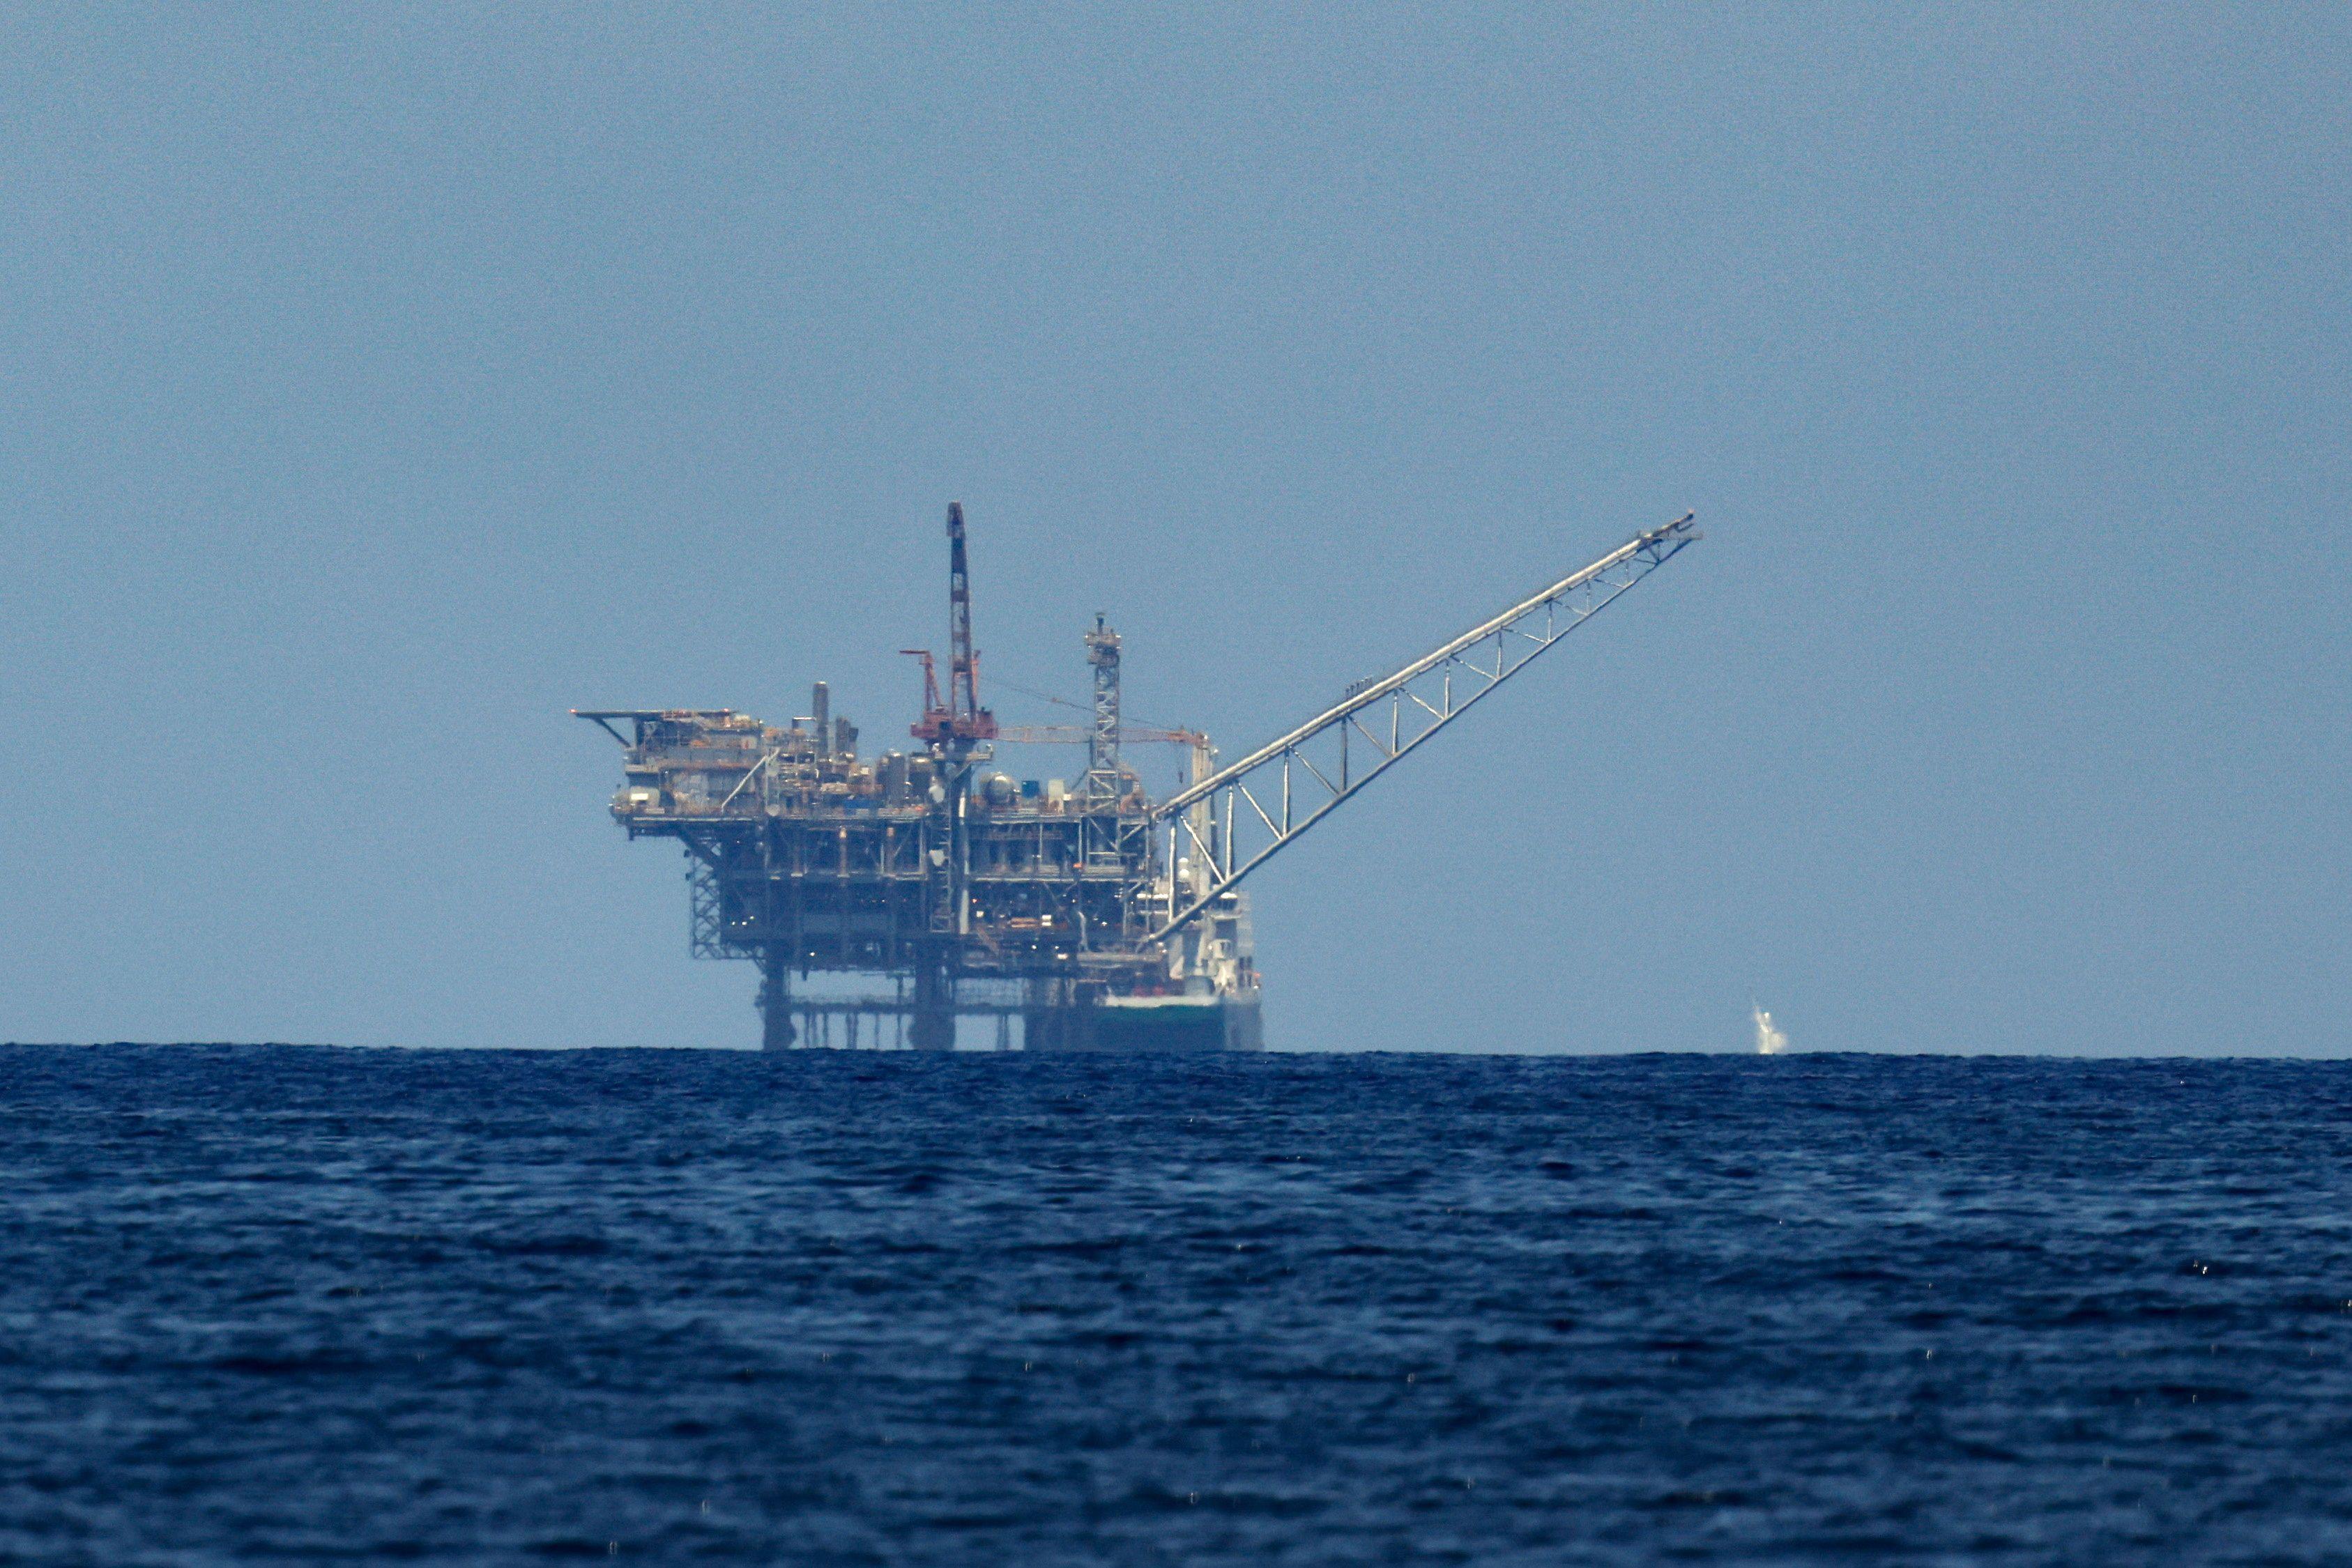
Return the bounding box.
[579,505,1697,1050]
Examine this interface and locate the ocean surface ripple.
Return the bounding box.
[3,1045,2350,1564]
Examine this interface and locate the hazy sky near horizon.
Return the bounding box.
[2,6,2346,1054]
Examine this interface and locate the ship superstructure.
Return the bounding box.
[580,505,1697,1050]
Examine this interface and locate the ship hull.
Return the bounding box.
[1033,992,1264,1052]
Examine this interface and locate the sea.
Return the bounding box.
[3,1045,2349,1565]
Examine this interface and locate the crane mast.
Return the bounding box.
[1084,615,1122,808]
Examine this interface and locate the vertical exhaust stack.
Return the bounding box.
[811,682,831,757]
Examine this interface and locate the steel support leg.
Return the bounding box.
[758,953,795,1051]
[910,956,954,1052]
[1020,1001,1091,1051]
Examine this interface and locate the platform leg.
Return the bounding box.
[910,959,954,1052]
[758,955,795,1051]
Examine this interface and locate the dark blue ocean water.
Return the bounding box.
[4,1046,2351,1565]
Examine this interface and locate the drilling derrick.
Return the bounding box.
[579,506,1698,1050]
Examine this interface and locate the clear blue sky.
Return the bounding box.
[2,6,2344,1054]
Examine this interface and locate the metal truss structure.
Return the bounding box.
[685,850,739,960]
[1145,513,1700,941]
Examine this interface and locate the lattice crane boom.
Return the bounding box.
[995,724,1209,746]
[1145,512,1700,941]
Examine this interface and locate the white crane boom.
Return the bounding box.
[1145,512,1700,941]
